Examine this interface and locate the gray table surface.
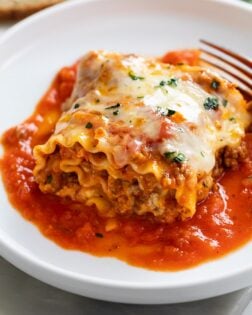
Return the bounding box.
[1,2,252,314]
[0,256,252,315]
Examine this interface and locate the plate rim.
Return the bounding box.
[0,0,251,49]
[0,0,251,303]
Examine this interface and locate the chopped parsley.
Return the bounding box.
[203,97,219,110]
[167,78,178,87]
[156,106,176,117]
[95,233,104,238]
[200,151,205,157]
[85,122,93,129]
[105,103,120,110]
[137,96,144,99]
[128,71,145,81]
[74,103,80,109]
[46,174,53,184]
[159,78,178,88]
[113,110,119,116]
[161,109,176,117]
[210,80,220,90]
[222,99,228,107]
[229,117,236,122]
[164,151,186,163]
[166,109,176,116]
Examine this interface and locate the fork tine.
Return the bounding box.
[201,48,252,80]
[200,39,252,68]
[237,87,252,101]
[200,57,252,90]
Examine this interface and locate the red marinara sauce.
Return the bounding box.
[1,54,252,271]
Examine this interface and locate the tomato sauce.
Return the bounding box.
[1,61,252,271]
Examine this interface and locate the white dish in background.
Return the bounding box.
[0,0,251,305]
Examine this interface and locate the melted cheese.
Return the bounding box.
[33,50,251,222]
[59,51,249,173]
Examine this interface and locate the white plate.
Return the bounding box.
[0,0,251,305]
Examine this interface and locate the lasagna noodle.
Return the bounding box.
[33,50,250,222]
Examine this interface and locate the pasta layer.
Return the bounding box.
[33,51,250,222]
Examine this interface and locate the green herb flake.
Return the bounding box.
[85,122,93,129]
[164,151,176,160]
[210,80,220,90]
[159,78,178,88]
[74,103,80,109]
[166,109,176,117]
[164,151,186,163]
[128,71,145,81]
[200,151,205,157]
[113,110,119,116]
[161,109,176,117]
[46,174,53,184]
[95,233,104,238]
[173,153,186,163]
[203,97,219,110]
[156,106,176,117]
[105,103,121,110]
[222,99,228,107]
[137,96,144,99]
[167,78,178,87]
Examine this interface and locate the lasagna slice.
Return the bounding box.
[33,51,250,223]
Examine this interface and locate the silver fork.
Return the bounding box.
[199,39,252,100]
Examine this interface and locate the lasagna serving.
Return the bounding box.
[33,50,250,223]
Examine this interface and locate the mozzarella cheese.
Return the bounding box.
[60,51,249,173]
[34,50,251,222]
